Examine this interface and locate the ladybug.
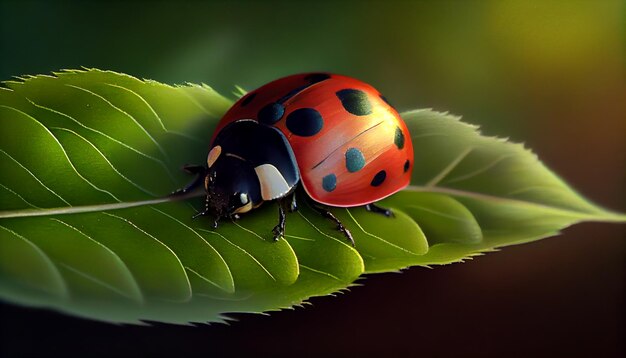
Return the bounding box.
[177,73,413,245]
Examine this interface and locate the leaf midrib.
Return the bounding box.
[405,185,626,221]
[0,190,203,219]
[2,184,622,222]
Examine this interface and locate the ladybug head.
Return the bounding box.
[204,152,260,223]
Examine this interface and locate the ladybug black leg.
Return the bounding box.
[192,196,220,229]
[288,191,298,212]
[182,164,206,175]
[307,201,355,247]
[365,203,394,218]
[192,208,218,229]
[192,195,210,218]
[192,210,207,219]
[272,202,287,241]
[170,164,207,196]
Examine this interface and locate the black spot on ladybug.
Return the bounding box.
[371,170,386,187]
[404,159,410,173]
[305,73,331,83]
[286,108,324,137]
[394,127,405,149]
[336,89,372,116]
[380,94,395,109]
[240,92,257,107]
[322,173,337,192]
[278,85,308,104]
[258,103,285,125]
[345,147,365,173]
[277,75,330,104]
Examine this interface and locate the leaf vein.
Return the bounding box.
[296,210,352,248]
[183,266,225,292]
[104,83,168,131]
[197,228,277,282]
[284,234,315,242]
[0,149,71,206]
[425,147,473,187]
[0,106,120,202]
[0,224,69,297]
[443,154,516,185]
[404,185,624,221]
[0,190,202,219]
[176,87,216,117]
[232,221,267,242]
[505,185,567,196]
[345,208,416,255]
[25,97,174,181]
[101,212,192,297]
[405,204,473,222]
[300,264,342,282]
[64,84,171,163]
[104,83,204,143]
[0,183,41,208]
[150,207,234,292]
[51,127,157,197]
[50,218,143,302]
[58,262,139,301]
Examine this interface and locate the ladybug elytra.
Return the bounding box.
[177,73,413,245]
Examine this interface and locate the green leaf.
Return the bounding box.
[382,109,625,264]
[0,69,623,324]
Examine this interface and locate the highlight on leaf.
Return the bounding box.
[0,69,623,324]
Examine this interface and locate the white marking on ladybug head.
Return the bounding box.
[233,193,251,214]
[207,145,222,168]
[254,164,291,201]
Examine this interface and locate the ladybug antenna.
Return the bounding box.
[192,209,209,220]
[192,195,211,219]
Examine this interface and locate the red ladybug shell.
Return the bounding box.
[211,73,413,207]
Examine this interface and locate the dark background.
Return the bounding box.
[1,0,624,356]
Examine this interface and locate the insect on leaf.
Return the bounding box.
[0,69,623,324]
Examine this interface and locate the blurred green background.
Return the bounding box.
[1,0,624,356]
[2,0,623,140]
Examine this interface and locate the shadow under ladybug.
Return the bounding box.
[172,73,413,246]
